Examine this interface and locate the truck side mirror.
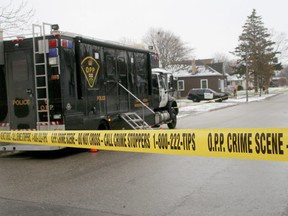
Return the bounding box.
[169,75,175,91]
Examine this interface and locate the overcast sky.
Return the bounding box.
[3,0,288,60]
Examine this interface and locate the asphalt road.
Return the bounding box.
[178,92,288,128]
[1,93,288,216]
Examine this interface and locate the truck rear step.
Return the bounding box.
[120,112,152,130]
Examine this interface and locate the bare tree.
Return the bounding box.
[142,27,193,71]
[270,29,288,65]
[213,52,230,63]
[118,37,146,49]
[0,1,34,36]
[213,52,234,74]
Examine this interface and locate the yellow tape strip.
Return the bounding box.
[1,129,288,161]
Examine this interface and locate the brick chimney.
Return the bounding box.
[191,59,196,74]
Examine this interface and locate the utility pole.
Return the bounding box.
[245,52,249,102]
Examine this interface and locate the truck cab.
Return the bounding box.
[152,68,178,129]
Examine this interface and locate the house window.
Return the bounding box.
[201,79,208,88]
[177,80,184,91]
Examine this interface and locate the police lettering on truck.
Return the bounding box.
[0,23,178,151]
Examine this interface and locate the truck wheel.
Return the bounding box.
[167,101,177,129]
[167,112,177,129]
[98,121,109,130]
[168,101,179,115]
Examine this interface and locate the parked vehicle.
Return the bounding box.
[0,23,178,151]
[187,88,228,102]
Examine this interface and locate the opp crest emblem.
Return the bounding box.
[81,56,100,88]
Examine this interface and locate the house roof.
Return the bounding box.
[209,62,224,74]
[172,59,214,66]
[174,65,224,78]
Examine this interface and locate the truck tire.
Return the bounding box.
[167,112,177,129]
[167,100,179,115]
[167,101,177,129]
[98,121,109,130]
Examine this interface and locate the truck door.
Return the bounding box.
[104,48,119,114]
[6,50,36,130]
[117,50,129,112]
[157,73,168,108]
[0,66,8,124]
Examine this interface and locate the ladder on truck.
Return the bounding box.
[32,23,56,130]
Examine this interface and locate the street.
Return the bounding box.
[178,91,288,128]
[1,93,288,216]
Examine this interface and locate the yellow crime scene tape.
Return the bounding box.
[0,128,288,161]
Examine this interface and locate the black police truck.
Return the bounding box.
[0,23,178,150]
